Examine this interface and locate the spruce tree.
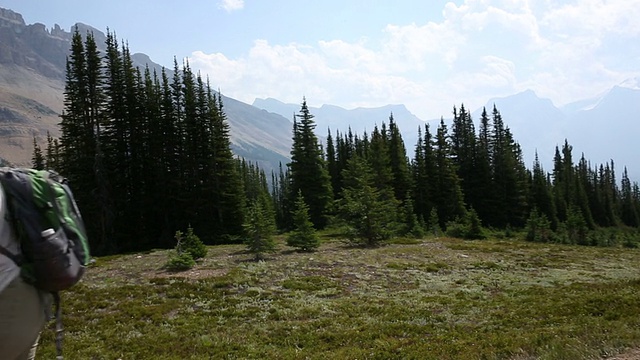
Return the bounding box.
[326,129,341,199]
[205,91,246,241]
[287,191,321,251]
[433,119,466,227]
[367,125,393,192]
[412,125,436,224]
[339,155,398,246]
[620,167,639,227]
[387,114,412,202]
[451,104,477,209]
[288,98,333,229]
[44,131,59,170]
[489,107,528,228]
[473,107,494,224]
[31,136,45,170]
[530,152,558,229]
[400,194,424,238]
[244,197,277,261]
[59,29,109,254]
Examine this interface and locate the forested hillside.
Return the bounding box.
[42,29,640,256]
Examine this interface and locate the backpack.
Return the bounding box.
[0,167,91,359]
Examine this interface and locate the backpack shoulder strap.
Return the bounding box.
[0,244,23,265]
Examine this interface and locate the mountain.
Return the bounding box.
[221,95,291,171]
[0,6,292,174]
[566,85,640,180]
[472,89,567,169]
[253,97,426,150]
[474,85,640,181]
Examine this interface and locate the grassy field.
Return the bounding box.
[37,234,640,359]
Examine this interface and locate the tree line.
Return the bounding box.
[275,100,640,246]
[34,29,640,256]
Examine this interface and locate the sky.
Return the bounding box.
[2,0,640,120]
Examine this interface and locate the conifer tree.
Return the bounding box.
[244,197,277,261]
[428,207,441,237]
[575,154,595,229]
[473,108,494,223]
[288,98,333,229]
[31,136,44,170]
[412,125,437,223]
[367,124,393,192]
[326,129,341,199]
[565,206,589,245]
[335,129,355,199]
[272,162,290,229]
[530,152,558,229]
[489,107,528,227]
[339,155,398,246]
[433,119,466,227]
[59,29,109,253]
[205,91,246,241]
[399,194,424,238]
[287,191,321,251]
[620,167,639,227]
[464,207,486,240]
[451,104,477,208]
[44,131,59,170]
[387,114,412,202]
[525,208,554,243]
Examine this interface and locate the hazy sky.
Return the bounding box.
[2,0,639,119]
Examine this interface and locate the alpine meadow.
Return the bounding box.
[23,24,640,360]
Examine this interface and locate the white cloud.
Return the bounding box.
[192,0,640,120]
[218,0,244,12]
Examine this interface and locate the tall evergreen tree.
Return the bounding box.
[450,104,477,209]
[59,28,109,253]
[433,119,466,227]
[473,107,494,223]
[412,124,437,223]
[387,114,413,202]
[207,91,247,241]
[529,152,558,229]
[288,98,333,229]
[489,106,528,227]
[367,124,393,192]
[325,129,340,199]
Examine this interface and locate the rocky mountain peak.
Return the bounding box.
[0,7,25,28]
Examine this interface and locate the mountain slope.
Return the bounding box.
[222,95,291,173]
[567,85,640,180]
[0,6,293,173]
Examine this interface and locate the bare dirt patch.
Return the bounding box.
[607,348,640,360]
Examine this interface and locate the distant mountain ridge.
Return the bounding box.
[256,83,640,182]
[253,98,426,151]
[474,83,640,181]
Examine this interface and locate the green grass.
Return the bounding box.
[37,236,640,359]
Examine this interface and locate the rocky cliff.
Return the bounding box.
[0,6,293,171]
